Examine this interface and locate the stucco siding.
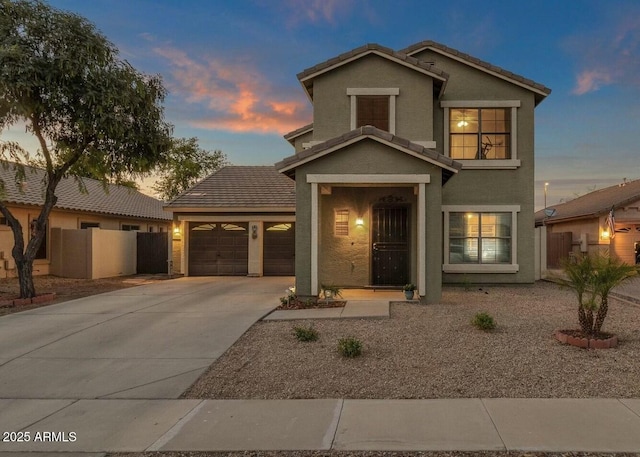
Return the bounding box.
[293,139,445,301]
[312,54,434,142]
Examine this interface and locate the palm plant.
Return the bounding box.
[559,254,638,336]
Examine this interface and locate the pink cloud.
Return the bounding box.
[569,11,640,95]
[155,46,311,134]
[572,70,614,95]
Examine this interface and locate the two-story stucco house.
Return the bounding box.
[167,40,550,304]
[276,41,550,303]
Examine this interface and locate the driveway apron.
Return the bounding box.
[0,276,290,399]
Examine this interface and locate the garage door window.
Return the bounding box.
[192,223,216,231]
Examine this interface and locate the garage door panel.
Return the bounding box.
[189,222,248,276]
[264,222,295,276]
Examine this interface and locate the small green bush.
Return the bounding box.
[293,325,318,342]
[338,337,363,357]
[472,312,496,331]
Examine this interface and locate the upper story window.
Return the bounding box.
[348,88,398,134]
[442,100,521,169]
[450,108,510,159]
[357,96,389,131]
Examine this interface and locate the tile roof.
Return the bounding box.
[535,179,640,224]
[275,125,462,184]
[165,166,296,209]
[0,162,171,221]
[283,123,314,142]
[400,40,551,104]
[297,43,449,100]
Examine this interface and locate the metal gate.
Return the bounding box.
[372,205,409,286]
[137,232,168,274]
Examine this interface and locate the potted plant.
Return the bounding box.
[402,283,416,300]
[555,254,638,349]
[320,284,342,301]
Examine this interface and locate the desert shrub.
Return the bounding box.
[293,325,318,342]
[338,337,363,357]
[472,312,496,331]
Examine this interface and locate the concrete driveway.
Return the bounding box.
[0,276,290,399]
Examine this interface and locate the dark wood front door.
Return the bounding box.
[372,205,409,286]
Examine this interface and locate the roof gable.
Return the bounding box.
[401,40,551,105]
[0,162,170,221]
[297,43,449,101]
[275,126,462,183]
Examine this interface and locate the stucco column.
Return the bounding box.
[311,182,319,295]
[248,221,263,277]
[418,182,426,296]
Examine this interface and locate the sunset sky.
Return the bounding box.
[4,0,640,209]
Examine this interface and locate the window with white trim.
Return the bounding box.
[443,205,520,273]
[449,212,511,263]
[450,108,510,159]
[441,101,520,169]
[348,88,398,134]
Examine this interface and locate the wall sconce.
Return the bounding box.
[601,229,610,240]
[355,217,364,227]
[251,224,258,239]
[173,225,181,236]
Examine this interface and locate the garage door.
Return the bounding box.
[263,222,295,276]
[189,222,248,275]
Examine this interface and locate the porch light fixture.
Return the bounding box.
[355,217,364,227]
[173,225,181,236]
[601,229,610,240]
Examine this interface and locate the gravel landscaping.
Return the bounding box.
[183,281,640,400]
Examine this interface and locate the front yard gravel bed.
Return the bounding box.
[183,281,640,400]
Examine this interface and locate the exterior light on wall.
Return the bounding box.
[601,229,610,240]
[173,225,181,236]
[251,224,258,239]
[355,217,364,227]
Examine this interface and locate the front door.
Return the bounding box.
[372,205,409,286]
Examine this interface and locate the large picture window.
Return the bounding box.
[450,108,510,160]
[443,205,520,273]
[449,212,511,264]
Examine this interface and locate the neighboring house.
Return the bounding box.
[535,179,640,269]
[168,40,551,304]
[165,166,296,277]
[0,162,172,279]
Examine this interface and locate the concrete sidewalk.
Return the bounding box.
[1,398,640,453]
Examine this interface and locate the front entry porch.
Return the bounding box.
[309,174,433,299]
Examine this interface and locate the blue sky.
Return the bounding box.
[6,0,640,209]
